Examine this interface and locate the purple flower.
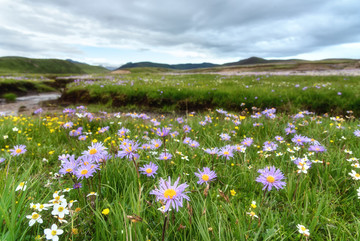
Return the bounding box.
[291,134,311,146]
[194,167,217,185]
[285,127,296,135]
[0,158,5,163]
[33,108,43,114]
[183,137,192,144]
[139,162,158,178]
[170,131,179,138]
[150,139,162,149]
[218,145,234,160]
[117,141,140,160]
[220,133,231,141]
[241,138,253,147]
[156,127,171,137]
[75,164,96,179]
[308,145,326,153]
[274,136,284,142]
[63,122,73,129]
[354,130,360,137]
[73,183,82,189]
[183,125,191,133]
[256,166,286,191]
[204,147,219,155]
[150,177,190,212]
[10,145,26,156]
[78,135,87,141]
[118,127,130,137]
[262,141,278,152]
[159,152,172,161]
[98,126,109,133]
[82,142,108,162]
[188,140,200,148]
[59,158,78,175]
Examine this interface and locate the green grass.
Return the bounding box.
[62,74,360,115]
[0,57,109,74]
[0,77,56,96]
[0,105,360,240]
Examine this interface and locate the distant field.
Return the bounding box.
[61,73,360,115]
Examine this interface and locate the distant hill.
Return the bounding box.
[0,57,109,74]
[117,61,219,70]
[222,56,300,66]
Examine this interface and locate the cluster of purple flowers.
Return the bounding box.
[262,108,276,119]
[117,140,140,160]
[156,127,171,137]
[59,154,101,180]
[291,134,311,146]
[69,127,83,137]
[183,137,200,148]
[262,141,278,152]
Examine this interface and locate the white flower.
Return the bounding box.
[247,211,258,219]
[26,212,43,226]
[351,163,360,169]
[44,224,64,241]
[62,187,73,193]
[12,127,18,132]
[345,149,353,154]
[3,135,8,139]
[68,200,78,208]
[297,224,310,236]
[349,170,360,180]
[49,192,66,205]
[297,164,310,174]
[87,192,98,197]
[15,181,27,191]
[51,203,69,219]
[158,205,172,213]
[357,187,360,199]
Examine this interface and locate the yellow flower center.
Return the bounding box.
[32,213,39,219]
[163,156,168,160]
[266,176,275,183]
[251,204,257,209]
[224,151,229,155]
[164,189,177,199]
[356,174,360,177]
[155,144,159,147]
[66,168,72,172]
[146,168,152,174]
[19,182,25,187]
[58,207,64,212]
[16,149,22,153]
[51,230,57,236]
[89,149,97,155]
[55,196,60,200]
[301,227,306,231]
[81,169,88,175]
[202,174,210,181]
[40,204,44,209]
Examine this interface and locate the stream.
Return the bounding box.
[0,92,61,116]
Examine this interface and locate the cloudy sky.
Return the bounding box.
[1,0,359,67]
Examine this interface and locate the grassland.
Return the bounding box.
[0,57,109,74]
[61,73,360,115]
[0,105,360,240]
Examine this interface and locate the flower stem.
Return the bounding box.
[162,213,169,241]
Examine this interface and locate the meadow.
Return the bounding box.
[1,73,360,240]
[62,73,360,115]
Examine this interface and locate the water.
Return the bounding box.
[0,92,61,115]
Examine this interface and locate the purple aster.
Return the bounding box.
[194,167,217,185]
[33,108,43,114]
[63,122,73,129]
[176,117,184,124]
[73,183,82,189]
[204,147,219,155]
[170,131,179,138]
[0,158,5,163]
[118,127,130,137]
[59,159,78,175]
[220,133,231,141]
[10,145,26,156]
[150,177,190,212]
[156,127,171,137]
[354,130,360,137]
[188,140,200,148]
[78,135,87,141]
[308,145,326,153]
[285,127,296,135]
[241,138,253,147]
[183,137,192,144]
[256,166,286,191]
[139,162,158,178]
[150,139,162,149]
[291,134,311,146]
[293,158,312,168]
[82,142,108,162]
[159,152,173,161]
[274,136,284,142]
[98,126,109,133]
[117,141,140,160]
[262,141,278,152]
[218,145,234,160]
[183,125,191,133]
[74,164,96,179]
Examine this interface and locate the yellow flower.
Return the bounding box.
[48,151,55,155]
[102,208,110,215]
[92,139,98,143]
[230,189,236,196]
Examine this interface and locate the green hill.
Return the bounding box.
[0,56,109,74]
[118,61,219,70]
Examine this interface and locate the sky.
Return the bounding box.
[0,0,360,68]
